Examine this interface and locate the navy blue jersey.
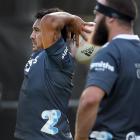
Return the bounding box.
[15,38,75,140]
[86,35,140,140]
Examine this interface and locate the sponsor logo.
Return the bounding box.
[90,131,113,140]
[126,132,140,140]
[62,46,68,59]
[135,63,140,79]
[90,61,115,72]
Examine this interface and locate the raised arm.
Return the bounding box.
[40,12,93,49]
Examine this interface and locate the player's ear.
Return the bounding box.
[106,16,115,24]
[105,16,115,28]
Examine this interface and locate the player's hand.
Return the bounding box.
[68,19,95,46]
[81,22,95,41]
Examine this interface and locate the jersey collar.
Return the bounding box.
[113,34,140,41]
[102,34,140,48]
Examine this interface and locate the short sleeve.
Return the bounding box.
[45,37,74,70]
[86,43,120,95]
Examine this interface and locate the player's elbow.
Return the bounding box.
[41,15,54,26]
[80,94,99,108]
[79,87,104,108]
[41,14,64,30]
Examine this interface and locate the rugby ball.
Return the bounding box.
[75,23,100,64]
[75,41,100,64]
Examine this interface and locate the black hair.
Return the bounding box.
[106,0,137,22]
[35,8,63,19]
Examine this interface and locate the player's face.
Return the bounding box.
[30,19,43,51]
[92,14,109,46]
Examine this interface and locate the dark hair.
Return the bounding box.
[106,0,137,22]
[35,8,63,19]
[35,8,67,41]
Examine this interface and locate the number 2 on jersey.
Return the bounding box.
[41,109,61,135]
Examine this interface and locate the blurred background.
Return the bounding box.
[0,0,140,139]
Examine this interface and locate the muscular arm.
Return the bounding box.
[40,12,93,49]
[75,86,105,140]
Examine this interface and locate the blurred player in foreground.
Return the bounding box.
[74,0,140,140]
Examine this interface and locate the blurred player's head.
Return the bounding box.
[30,8,66,51]
[91,0,137,46]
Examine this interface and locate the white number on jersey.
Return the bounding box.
[41,109,61,135]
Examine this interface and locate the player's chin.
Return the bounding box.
[32,47,38,51]
[32,45,38,51]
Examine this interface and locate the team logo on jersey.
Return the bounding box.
[24,55,39,73]
[90,61,115,72]
[135,63,140,79]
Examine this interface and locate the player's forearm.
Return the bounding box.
[46,12,76,26]
[75,96,99,140]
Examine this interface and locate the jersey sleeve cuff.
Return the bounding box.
[85,78,113,95]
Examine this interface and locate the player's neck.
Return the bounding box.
[108,27,134,42]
